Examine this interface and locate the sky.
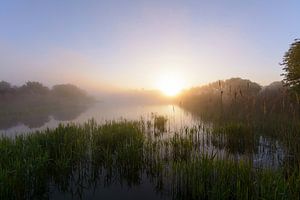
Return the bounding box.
[0,0,299,92]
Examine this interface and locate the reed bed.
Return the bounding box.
[0,116,300,199]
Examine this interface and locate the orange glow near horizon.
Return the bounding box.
[156,72,185,97]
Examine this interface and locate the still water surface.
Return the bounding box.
[0,101,286,199]
[0,102,196,136]
[0,101,284,169]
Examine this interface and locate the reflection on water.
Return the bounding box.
[0,101,291,199]
[0,102,285,169]
[51,173,166,200]
[0,105,88,135]
[0,102,196,136]
[0,102,286,168]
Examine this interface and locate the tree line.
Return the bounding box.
[0,81,92,102]
[0,81,94,114]
[179,39,300,122]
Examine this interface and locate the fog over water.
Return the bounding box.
[0,101,196,136]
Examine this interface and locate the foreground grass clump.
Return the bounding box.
[171,157,300,200]
[211,123,258,155]
[153,114,168,133]
[0,123,90,199]
[0,119,300,199]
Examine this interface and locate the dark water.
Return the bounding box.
[50,173,168,200]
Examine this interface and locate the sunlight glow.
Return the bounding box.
[157,73,185,97]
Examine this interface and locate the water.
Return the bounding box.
[0,102,285,166]
[0,101,285,168]
[50,173,168,200]
[0,101,197,136]
[0,101,288,199]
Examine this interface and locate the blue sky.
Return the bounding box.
[0,0,299,91]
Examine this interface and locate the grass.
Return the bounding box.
[211,123,258,155]
[1,116,300,199]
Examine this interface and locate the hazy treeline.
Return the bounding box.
[0,81,94,129]
[0,81,94,106]
[178,78,296,121]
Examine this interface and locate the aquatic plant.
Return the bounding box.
[1,118,300,199]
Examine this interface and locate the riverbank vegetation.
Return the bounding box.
[1,39,300,199]
[1,117,300,199]
[0,81,94,107]
[0,81,94,129]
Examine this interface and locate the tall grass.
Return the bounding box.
[1,116,300,199]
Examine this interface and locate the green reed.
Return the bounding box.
[1,116,300,199]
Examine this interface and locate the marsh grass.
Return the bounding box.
[211,123,258,155]
[1,116,300,199]
[153,114,168,134]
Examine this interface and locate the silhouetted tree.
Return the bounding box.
[281,39,300,93]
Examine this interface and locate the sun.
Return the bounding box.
[157,74,184,97]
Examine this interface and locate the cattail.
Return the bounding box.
[263,100,266,115]
[295,93,299,105]
[220,90,224,103]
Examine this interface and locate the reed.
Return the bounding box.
[1,116,300,199]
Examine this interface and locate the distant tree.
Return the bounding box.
[20,81,50,95]
[281,39,300,93]
[0,81,13,99]
[51,84,86,99]
[0,81,12,94]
